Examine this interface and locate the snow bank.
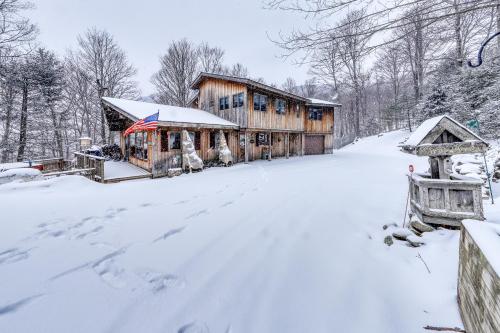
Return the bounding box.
[0,168,42,185]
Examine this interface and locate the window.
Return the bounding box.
[308,108,323,121]
[256,133,269,147]
[276,99,286,114]
[296,103,301,118]
[160,130,168,152]
[188,131,201,150]
[135,131,147,160]
[169,132,181,150]
[210,131,229,149]
[253,93,267,111]
[233,93,244,108]
[143,132,148,160]
[129,132,136,157]
[219,96,229,110]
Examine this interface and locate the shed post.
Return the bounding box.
[152,130,158,178]
[285,132,290,159]
[301,133,305,156]
[268,131,272,160]
[244,131,249,164]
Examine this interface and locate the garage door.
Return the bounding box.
[304,135,325,155]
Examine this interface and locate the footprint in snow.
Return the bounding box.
[93,257,127,289]
[185,209,209,220]
[137,270,185,293]
[178,322,210,333]
[0,294,43,317]
[153,227,186,242]
[220,201,233,208]
[0,248,32,265]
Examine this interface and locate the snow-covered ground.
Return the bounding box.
[0,130,496,333]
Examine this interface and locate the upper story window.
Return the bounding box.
[254,93,267,112]
[233,93,244,108]
[219,96,229,110]
[275,99,286,114]
[308,108,323,121]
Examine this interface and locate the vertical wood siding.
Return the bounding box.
[247,90,305,131]
[458,224,500,333]
[198,79,248,127]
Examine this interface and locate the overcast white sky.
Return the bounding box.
[28,0,312,96]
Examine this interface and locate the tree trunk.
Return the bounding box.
[453,0,463,67]
[16,80,28,162]
[50,105,64,157]
[497,0,500,54]
[1,85,15,162]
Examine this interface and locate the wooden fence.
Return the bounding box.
[74,152,105,183]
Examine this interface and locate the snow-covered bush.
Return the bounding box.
[0,168,43,185]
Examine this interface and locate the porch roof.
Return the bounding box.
[102,97,239,130]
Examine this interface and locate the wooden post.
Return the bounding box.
[268,131,272,161]
[244,131,249,164]
[151,130,158,178]
[285,132,290,159]
[301,133,305,156]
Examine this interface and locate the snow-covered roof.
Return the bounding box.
[102,97,239,129]
[404,115,446,147]
[306,98,341,107]
[403,115,486,147]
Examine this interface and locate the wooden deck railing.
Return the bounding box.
[409,172,484,227]
[74,152,105,183]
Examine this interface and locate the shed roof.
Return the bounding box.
[400,115,488,156]
[102,97,239,129]
[403,115,486,147]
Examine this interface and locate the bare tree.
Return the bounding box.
[227,63,249,77]
[281,77,298,94]
[68,28,139,143]
[0,0,37,57]
[300,77,318,98]
[198,42,225,73]
[152,39,199,107]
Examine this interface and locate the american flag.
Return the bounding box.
[123,112,159,136]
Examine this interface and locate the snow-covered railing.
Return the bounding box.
[408,172,484,227]
[74,152,105,183]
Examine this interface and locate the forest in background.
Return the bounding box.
[0,0,499,163]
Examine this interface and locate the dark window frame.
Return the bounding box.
[233,92,244,108]
[253,93,267,112]
[276,99,286,114]
[308,108,323,121]
[219,96,229,110]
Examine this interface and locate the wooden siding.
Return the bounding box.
[197,78,248,127]
[458,223,500,333]
[304,107,335,134]
[247,90,305,131]
[120,127,240,173]
[244,131,302,161]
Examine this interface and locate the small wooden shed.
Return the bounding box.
[401,115,488,227]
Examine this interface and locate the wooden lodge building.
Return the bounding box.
[103,73,342,177]
[190,72,341,161]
